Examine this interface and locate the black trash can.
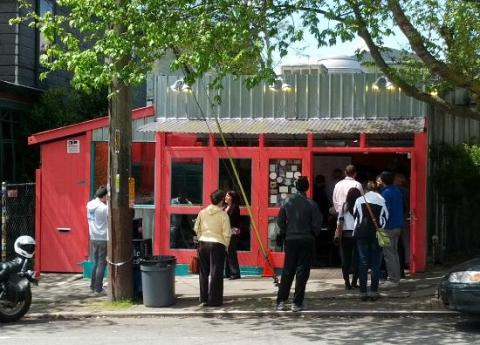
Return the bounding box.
[140,255,176,307]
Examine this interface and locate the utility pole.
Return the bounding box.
[107,0,133,300]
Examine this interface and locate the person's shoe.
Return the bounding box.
[345,282,352,290]
[276,301,287,311]
[360,293,369,301]
[369,292,380,301]
[291,304,304,312]
[382,281,399,289]
[93,289,107,296]
[206,303,222,307]
[229,276,241,280]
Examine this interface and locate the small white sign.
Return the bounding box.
[67,139,80,154]
[279,186,289,193]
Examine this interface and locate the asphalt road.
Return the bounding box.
[1,315,480,344]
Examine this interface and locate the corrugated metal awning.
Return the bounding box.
[137,118,425,135]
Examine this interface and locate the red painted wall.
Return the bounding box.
[39,134,90,272]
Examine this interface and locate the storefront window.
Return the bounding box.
[171,158,203,205]
[170,213,197,249]
[265,134,307,147]
[236,215,251,251]
[268,159,302,207]
[214,134,258,147]
[93,142,108,191]
[218,159,251,205]
[93,142,155,205]
[132,143,155,205]
[313,134,360,147]
[268,217,284,252]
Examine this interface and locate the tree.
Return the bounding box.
[276,0,480,119]
[12,0,276,300]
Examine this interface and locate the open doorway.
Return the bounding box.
[312,153,411,267]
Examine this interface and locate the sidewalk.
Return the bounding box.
[27,267,454,320]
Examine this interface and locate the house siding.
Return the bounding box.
[154,73,426,120]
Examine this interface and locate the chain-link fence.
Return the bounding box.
[1,182,35,261]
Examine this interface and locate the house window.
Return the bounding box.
[131,143,155,205]
[218,158,251,206]
[170,213,197,249]
[92,142,155,205]
[38,0,54,54]
[170,158,203,205]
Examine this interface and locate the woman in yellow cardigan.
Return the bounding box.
[194,189,231,307]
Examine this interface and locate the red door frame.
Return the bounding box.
[307,133,428,273]
[156,139,263,266]
[153,132,428,272]
[158,147,214,264]
[211,146,260,267]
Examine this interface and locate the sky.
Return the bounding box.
[274,16,409,70]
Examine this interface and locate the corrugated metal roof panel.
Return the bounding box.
[138,118,425,134]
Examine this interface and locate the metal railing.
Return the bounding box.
[1,182,35,261]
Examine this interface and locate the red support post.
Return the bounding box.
[153,132,166,255]
[411,132,428,272]
[34,169,42,275]
[359,133,367,148]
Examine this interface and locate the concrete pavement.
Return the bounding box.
[26,267,454,320]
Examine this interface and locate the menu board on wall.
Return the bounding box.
[268,159,302,207]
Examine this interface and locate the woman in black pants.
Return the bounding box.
[335,187,361,289]
[224,190,241,280]
[194,190,231,307]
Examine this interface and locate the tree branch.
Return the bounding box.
[349,0,480,121]
[387,0,480,96]
[273,4,350,23]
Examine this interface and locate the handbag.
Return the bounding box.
[189,254,199,274]
[376,228,390,247]
[361,193,391,248]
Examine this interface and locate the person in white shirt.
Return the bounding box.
[334,187,362,290]
[86,186,108,295]
[332,165,363,214]
[353,181,389,301]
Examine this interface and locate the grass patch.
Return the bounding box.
[100,299,137,309]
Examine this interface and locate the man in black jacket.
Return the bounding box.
[275,176,323,312]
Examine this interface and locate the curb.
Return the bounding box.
[25,309,459,320]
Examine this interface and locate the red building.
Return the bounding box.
[29,72,428,274]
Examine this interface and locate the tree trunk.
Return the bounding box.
[107,74,133,301]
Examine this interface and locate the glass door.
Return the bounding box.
[160,148,214,263]
[213,147,259,267]
[260,149,311,267]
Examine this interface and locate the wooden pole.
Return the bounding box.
[107,4,133,299]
